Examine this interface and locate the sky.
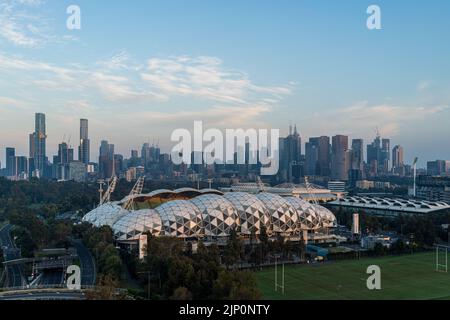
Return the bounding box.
[0,0,449,167]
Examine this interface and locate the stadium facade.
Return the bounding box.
[82,188,337,242]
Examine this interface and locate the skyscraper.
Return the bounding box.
[331,135,349,181]
[305,138,319,176]
[317,136,331,177]
[392,145,404,168]
[5,147,15,177]
[279,125,302,182]
[99,140,115,179]
[78,119,90,165]
[351,139,364,171]
[33,113,47,175]
[392,145,405,176]
[381,139,391,174]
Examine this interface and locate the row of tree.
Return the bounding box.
[128,235,261,300]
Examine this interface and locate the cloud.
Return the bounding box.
[0,0,75,48]
[141,56,291,105]
[303,101,449,139]
[0,51,291,111]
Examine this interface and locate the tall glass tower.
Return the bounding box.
[78,119,90,164]
[34,113,46,175]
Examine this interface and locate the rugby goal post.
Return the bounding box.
[435,244,449,273]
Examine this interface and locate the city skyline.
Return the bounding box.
[0,0,450,166]
[0,111,447,170]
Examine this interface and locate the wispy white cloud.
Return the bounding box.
[141,56,292,105]
[0,0,76,48]
[304,101,449,138]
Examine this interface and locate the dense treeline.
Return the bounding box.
[0,177,99,222]
[73,223,122,281]
[130,235,261,300]
[334,208,450,246]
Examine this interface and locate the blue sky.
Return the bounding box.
[0,0,449,166]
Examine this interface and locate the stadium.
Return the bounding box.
[82,182,337,242]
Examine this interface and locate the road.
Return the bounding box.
[0,291,85,300]
[0,224,25,288]
[39,270,64,286]
[71,240,96,286]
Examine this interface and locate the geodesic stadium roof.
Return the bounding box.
[256,193,299,235]
[285,197,322,230]
[83,189,336,240]
[113,209,163,240]
[223,192,271,235]
[155,200,204,238]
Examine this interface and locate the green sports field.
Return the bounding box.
[256,252,450,300]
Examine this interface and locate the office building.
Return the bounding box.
[331,135,349,181]
[78,119,90,165]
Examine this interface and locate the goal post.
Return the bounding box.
[435,244,449,273]
[274,255,285,295]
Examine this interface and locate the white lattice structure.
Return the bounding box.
[223,192,271,235]
[113,209,163,240]
[256,193,299,235]
[83,189,337,240]
[191,195,240,237]
[155,200,204,238]
[285,197,322,231]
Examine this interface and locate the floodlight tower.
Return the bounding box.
[412,157,418,198]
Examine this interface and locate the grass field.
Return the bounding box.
[256,252,450,300]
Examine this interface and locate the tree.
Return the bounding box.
[212,270,261,300]
[85,275,127,300]
[170,287,193,300]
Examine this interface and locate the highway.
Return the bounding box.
[39,270,64,286]
[0,290,85,300]
[0,224,25,288]
[71,240,96,286]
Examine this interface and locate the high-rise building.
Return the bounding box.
[15,156,28,179]
[5,147,15,177]
[78,119,90,165]
[33,113,47,176]
[381,139,391,174]
[279,125,303,182]
[331,135,349,181]
[99,140,115,178]
[351,139,364,171]
[367,134,390,176]
[316,136,331,177]
[427,160,448,176]
[305,138,319,176]
[392,145,404,167]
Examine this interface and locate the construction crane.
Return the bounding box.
[304,176,318,205]
[256,176,267,193]
[123,176,146,210]
[99,176,118,205]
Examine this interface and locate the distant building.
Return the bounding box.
[33,113,47,175]
[427,160,449,176]
[356,180,375,190]
[5,147,15,177]
[331,135,349,181]
[361,235,396,250]
[279,125,302,182]
[416,175,450,202]
[305,138,319,176]
[68,161,87,183]
[99,140,115,179]
[328,181,346,193]
[392,145,405,176]
[78,119,90,165]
